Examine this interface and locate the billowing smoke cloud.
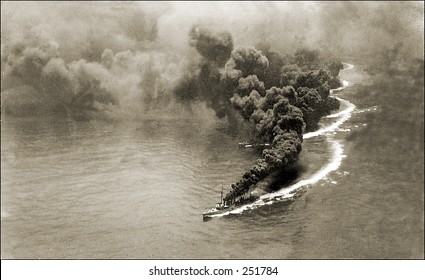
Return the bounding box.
[189,25,233,67]
[1,2,423,120]
[1,2,183,120]
[174,25,236,119]
[224,50,340,201]
[227,84,305,202]
[173,24,343,202]
[1,2,162,62]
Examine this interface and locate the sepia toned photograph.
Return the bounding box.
[1,1,424,260]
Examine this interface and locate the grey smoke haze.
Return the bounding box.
[1,1,423,119]
[158,2,423,58]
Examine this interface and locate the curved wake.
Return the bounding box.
[304,96,354,139]
[210,63,356,218]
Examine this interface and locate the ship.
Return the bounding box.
[203,187,229,219]
[202,187,258,220]
[238,141,271,149]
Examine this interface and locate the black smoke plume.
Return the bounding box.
[174,26,343,202]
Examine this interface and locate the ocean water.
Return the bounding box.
[1,64,423,259]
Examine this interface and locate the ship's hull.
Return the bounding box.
[202,196,258,220]
[202,205,233,219]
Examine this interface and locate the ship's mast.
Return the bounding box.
[221,186,223,205]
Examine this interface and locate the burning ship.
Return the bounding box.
[202,187,258,219]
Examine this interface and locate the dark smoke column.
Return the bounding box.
[174,25,235,118]
[218,45,306,203]
[174,26,341,205]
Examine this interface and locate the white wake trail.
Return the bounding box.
[221,139,345,216]
[304,95,355,139]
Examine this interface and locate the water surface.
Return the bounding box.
[1,64,423,259]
